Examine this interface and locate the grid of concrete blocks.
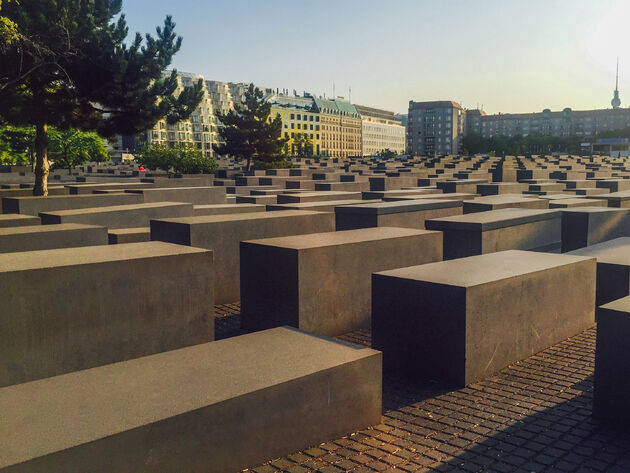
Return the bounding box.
[2,153,630,472]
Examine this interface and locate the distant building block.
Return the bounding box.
[0,241,214,387]
[151,210,334,304]
[560,207,630,252]
[0,327,381,473]
[241,227,442,336]
[594,296,630,428]
[425,208,562,259]
[0,223,107,253]
[372,250,596,386]
[335,199,462,231]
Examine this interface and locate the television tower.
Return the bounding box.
[612,57,621,109]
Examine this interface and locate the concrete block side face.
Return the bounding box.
[0,251,214,387]
[372,275,466,384]
[561,212,589,252]
[378,207,463,231]
[150,220,192,246]
[443,230,482,260]
[335,212,378,231]
[297,233,443,336]
[480,218,561,255]
[0,226,109,253]
[588,211,630,247]
[240,244,299,331]
[593,306,630,427]
[3,353,381,473]
[595,263,630,307]
[464,259,596,386]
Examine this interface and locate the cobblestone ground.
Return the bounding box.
[214,304,630,473]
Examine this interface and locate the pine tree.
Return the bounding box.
[0,0,203,195]
[214,84,286,171]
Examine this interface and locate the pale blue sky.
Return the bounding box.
[121,0,629,115]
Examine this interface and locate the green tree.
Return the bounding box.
[49,128,109,174]
[0,1,204,196]
[214,84,286,170]
[375,148,397,159]
[0,125,34,165]
[136,143,218,175]
[292,133,313,157]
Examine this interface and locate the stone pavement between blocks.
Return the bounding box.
[213,303,630,473]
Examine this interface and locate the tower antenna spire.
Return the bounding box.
[612,57,621,109]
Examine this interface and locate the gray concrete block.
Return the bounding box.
[125,186,226,205]
[107,227,150,244]
[0,241,214,387]
[463,195,548,214]
[276,191,361,204]
[192,203,265,216]
[241,227,443,336]
[2,193,143,216]
[0,327,381,473]
[0,223,107,253]
[151,210,335,304]
[372,250,596,386]
[426,208,562,259]
[0,214,40,228]
[39,202,193,228]
[560,207,630,252]
[593,296,630,427]
[335,199,463,231]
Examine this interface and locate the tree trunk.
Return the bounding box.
[33,123,49,196]
[246,156,251,171]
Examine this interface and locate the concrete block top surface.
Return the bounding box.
[107,227,150,236]
[374,250,594,288]
[335,199,463,215]
[126,186,219,193]
[589,190,630,200]
[425,208,561,231]
[244,227,439,250]
[4,193,129,202]
[194,203,263,210]
[465,194,541,205]
[0,213,38,221]
[568,237,630,265]
[0,223,104,236]
[154,209,326,225]
[559,207,630,215]
[271,199,380,210]
[0,241,210,273]
[0,327,379,469]
[598,295,630,314]
[40,201,188,216]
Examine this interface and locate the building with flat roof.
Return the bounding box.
[408,100,465,156]
[355,105,405,156]
[314,97,362,158]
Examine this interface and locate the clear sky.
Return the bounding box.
[120,0,629,115]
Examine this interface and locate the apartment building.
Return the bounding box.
[355,105,405,155]
[314,97,362,158]
[466,107,630,139]
[408,101,465,156]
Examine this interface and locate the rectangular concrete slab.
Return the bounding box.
[425,208,562,259]
[2,193,143,216]
[0,241,214,387]
[107,227,150,244]
[560,207,630,252]
[151,210,335,304]
[0,223,108,253]
[125,186,226,205]
[241,227,443,336]
[593,296,630,427]
[335,199,463,231]
[0,214,40,228]
[372,250,596,386]
[276,191,361,204]
[39,202,193,229]
[0,327,381,473]
[192,203,265,216]
[463,195,548,214]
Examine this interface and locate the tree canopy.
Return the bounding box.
[136,143,218,175]
[214,84,286,170]
[0,0,203,195]
[48,128,109,173]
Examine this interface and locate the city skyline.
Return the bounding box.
[121,0,630,115]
